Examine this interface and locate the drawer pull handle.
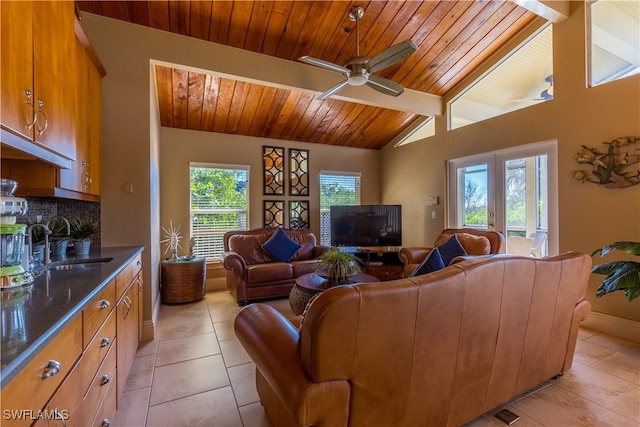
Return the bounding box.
[100,337,110,348]
[99,300,110,309]
[42,360,62,379]
[101,374,111,385]
[53,408,68,427]
[102,419,110,427]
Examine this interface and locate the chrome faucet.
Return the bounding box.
[26,223,52,267]
[46,216,71,237]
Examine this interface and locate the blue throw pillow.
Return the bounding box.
[437,234,467,265]
[409,247,446,277]
[262,228,302,262]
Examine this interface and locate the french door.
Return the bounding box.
[447,141,558,256]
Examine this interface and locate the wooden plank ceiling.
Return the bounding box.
[77,1,536,150]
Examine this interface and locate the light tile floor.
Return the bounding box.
[113,290,640,427]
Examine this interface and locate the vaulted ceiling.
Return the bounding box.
[77,1,540,150]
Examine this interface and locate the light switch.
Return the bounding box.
[432,211,436,219]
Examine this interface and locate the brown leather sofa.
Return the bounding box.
[235,252,591,427]
[399,228,506,277]
[221,227,329,305]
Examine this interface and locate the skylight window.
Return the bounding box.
[588,0,640,86]
[449,25,553,130]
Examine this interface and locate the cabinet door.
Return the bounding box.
[116,283,139,403]
[32,0,77,160]
[1,0,35,140]
[85,52,102,196]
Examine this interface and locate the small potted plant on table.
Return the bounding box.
[316,247,362,287]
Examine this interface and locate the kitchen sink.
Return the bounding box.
[49,258,114,270]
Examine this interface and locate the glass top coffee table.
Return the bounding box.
[289,272,379,315]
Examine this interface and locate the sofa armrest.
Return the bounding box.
[234,304,350,426]
[398,247,433,265]
[220,250,247,272]
[235,304,311,403]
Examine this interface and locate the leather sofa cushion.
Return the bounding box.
[247,263,293,283]
[229,233,274,265]
[435,232,491,255]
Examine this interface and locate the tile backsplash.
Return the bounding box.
[19,197,101,249]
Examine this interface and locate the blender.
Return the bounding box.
[0,178,33,288]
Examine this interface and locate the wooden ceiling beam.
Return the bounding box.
[511,0,570,23]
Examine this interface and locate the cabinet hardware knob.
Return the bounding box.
[42,360,62,379]
[35,98,48,136]
[100,337,110,347]
[102,419,110,427]
[99,299,110,309]
[101,374,110,385]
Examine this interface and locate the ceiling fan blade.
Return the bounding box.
[317,79,350,100]
[366,40,417,73]
[366,75,404,97]
[299,56,350,74]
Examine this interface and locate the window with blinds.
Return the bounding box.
[190,164,249,261]
[319,172,361,246]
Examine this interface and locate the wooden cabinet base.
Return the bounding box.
[161,258,206,304]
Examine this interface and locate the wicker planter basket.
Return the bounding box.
[161,257,206,304]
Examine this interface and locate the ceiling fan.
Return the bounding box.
[298,6,417,101]
[511,74,554,103]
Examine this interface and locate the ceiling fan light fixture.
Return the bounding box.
[348,73,368,86]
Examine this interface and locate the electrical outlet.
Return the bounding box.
[431,211,436,219]
[36,215,43,222]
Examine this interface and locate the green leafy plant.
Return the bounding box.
[48,219,70,241]
[69,218,100,241]
[316,248,362,286]
[591,241,640,302]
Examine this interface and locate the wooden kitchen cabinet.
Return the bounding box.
[116,257,143,404]
[1,253,143,427]
[59,33,103,197]
[0,0,77,161]
[1,16,104,202]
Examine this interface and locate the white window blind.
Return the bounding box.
[190,164,249,260]
[319,172,361,246]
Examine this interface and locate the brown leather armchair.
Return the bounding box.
[399,228,505,277]
[235,252,591,427]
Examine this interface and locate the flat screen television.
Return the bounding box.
[330,205,402,247]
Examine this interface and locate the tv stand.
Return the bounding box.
[340,246,404,281]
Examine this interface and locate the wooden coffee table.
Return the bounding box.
[289,272,379,315]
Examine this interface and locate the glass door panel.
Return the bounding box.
[447,141,557,256]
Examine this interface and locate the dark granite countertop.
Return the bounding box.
[0,246,144,388]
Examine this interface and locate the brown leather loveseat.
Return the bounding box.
[399,228,506,277]
[235,252,591,427]
[221,227,329,305]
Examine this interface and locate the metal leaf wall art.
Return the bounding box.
[571,136,640,188]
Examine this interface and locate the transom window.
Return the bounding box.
[449,24,553,130]
[319,172,361,246]
[190,164,249,260]
[588,0,640,86]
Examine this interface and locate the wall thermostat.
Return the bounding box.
[426,196,439,206]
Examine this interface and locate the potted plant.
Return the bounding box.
[316,247,362,287]
[70,218,100,256]
[47,217,71,257]
[591,241,640,302]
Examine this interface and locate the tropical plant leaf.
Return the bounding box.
[591,241,640,257]
[594,261,640,301]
